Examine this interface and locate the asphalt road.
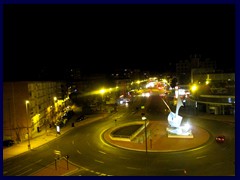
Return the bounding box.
[3,92,235,176]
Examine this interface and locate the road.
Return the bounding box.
[3,89,235,176]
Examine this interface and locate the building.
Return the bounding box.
[189,72,235,115]
[3,81,69,142]
[176,53,216,84]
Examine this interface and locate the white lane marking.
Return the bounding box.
[196,155,207,159]
[98,151,106,154]
[119,156,129,160]
[14,159,42,174]
[94,159,104,164]
[17,168,32,176]
[126,166,141,170]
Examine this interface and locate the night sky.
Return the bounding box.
[3,4,235,81]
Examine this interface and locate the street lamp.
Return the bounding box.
[25,100,31,150]
[141,112,147,154]
[99,89,106,111]
[141,112,148,176]
[53,97,58,113]
[99,89,106,101]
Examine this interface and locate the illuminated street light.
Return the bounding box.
[205,74,211,85]
[25,100,31,150]
[99,88,106,95]
[191,84,198,92]
[99,88,106,100]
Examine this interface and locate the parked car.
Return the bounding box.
[76,114,85,122]
[216,135,225,143]
[3,140,15,147]
[62,110,74,120]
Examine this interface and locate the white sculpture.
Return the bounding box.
[167,96,183,128]
[166,96,192,136]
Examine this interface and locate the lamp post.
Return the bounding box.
[99,89,106,111]
[141,112,148,175]
[141,112,147,154]
[100,89,106,101]
[53,97,57,113]
[25,100,31,150]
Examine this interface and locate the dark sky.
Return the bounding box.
[3,4,235,81]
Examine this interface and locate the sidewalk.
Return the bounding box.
[3,113,109,161]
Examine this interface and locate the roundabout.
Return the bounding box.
[103,120,211,152]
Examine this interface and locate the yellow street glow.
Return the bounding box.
[191,84,198,92]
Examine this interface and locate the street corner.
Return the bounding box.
[30,158,79,176]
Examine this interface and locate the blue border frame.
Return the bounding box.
[0,2,3,164]
[1,0,239,178]
[1,0,237,4]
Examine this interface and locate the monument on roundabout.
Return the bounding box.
[165,96,193,138]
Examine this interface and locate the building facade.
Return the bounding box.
[176,54,216,84]
[3,81,69,142]
[189,72,235,115]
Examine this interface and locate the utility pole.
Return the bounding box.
[25,100,31,150]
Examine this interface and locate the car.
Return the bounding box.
[3,140,15,147]
[215,135,225,143]
[76,114,85,122]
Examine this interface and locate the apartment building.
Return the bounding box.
[3,81,69,142]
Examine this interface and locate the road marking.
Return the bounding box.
[169,169,187,174]
[94,160,104,164]
[13,159,42,174]
[98,151,106,154]
[213,162,224,166]
[196,155,207,159]
[17,168,32,176]
[119,156,129,160]
[126,166,141,170]
[54,150,61,155]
